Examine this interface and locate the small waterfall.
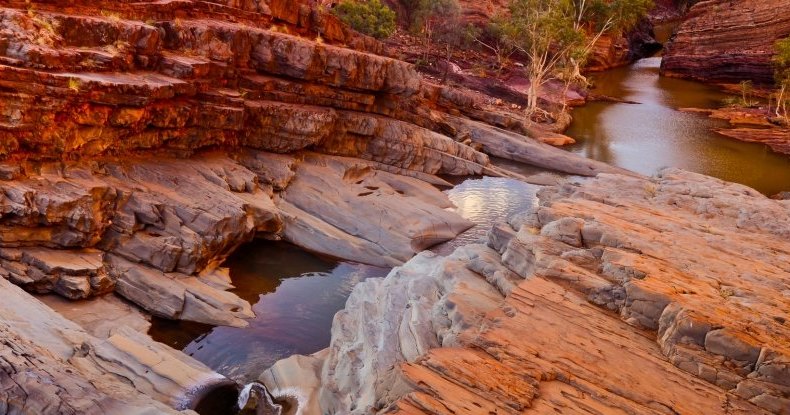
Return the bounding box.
[193,381,290,415]
[237,383,283,415]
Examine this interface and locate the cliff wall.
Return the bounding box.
[661,0,790,84]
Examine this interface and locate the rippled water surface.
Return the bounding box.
[148,241,388,382]
[434,177,540,255]
[566,57,790,195]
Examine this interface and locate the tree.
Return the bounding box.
[404,0,459,36]
[565,0,654,85]
[499,0,653,114]
[428,1,464,83]
[469,18,517,74]
[332,0,397,39]
[500,0,582,113]
[402,0,463,82]
[773,36,790,123]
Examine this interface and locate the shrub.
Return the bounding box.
[773,36,790,122]
[332,0,396,39]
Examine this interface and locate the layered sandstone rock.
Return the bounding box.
[661,0,790,84]
[0,148,475,412]
[0,0,624,316]
[264,169,790,414]
[680,107,790,155]
[586,21,661,72]
[0,150,473,323]
[0,0,616,178]
[0,276,233,414]
[715,128,790,155]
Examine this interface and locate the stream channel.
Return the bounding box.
[149,36,790,412]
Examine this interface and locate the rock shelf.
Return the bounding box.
[264,169,790,414]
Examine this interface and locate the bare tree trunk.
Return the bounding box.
[442,44,451,84]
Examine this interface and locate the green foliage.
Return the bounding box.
[721,80,758,108]
[773,36,790,122]
[489,0,654,113]
[588,0,654,31]
[404,0,460,34]
[739,80,757,107]
[775,36,790,84]
[332,0,396,39]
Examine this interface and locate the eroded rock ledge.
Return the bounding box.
[0,0,621,176]
[0,150,475,325]
[0,0,628,326]
[265,169,790,414]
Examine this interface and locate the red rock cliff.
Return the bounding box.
[661,0,790,84]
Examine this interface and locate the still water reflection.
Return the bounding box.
[566,57,790,195]
[148,241,388,382]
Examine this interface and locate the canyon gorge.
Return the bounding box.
[0,0,789,414]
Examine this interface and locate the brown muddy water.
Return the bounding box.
[566,57,790,195]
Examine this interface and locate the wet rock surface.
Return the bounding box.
[265,169,790,414]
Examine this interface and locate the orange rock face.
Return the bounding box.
[662,0,790,84]
[0,0,486,174]
[265,169,790,414]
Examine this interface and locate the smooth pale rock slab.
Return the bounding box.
[277,154,473,266]
[108,255,253,327]
[40,293,151,339]
[259,351,326,415]
[0,276,219,414]
[449,116,634,177]
[88,326,235,411]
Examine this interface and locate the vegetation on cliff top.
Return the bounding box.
[332,0,397,39]
[774,36,790,123]
[493,0,654,113]
[333,0,654,117]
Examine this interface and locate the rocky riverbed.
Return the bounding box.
[0,0,625,412]
[1,0,789,414]
[263,169,790,414]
